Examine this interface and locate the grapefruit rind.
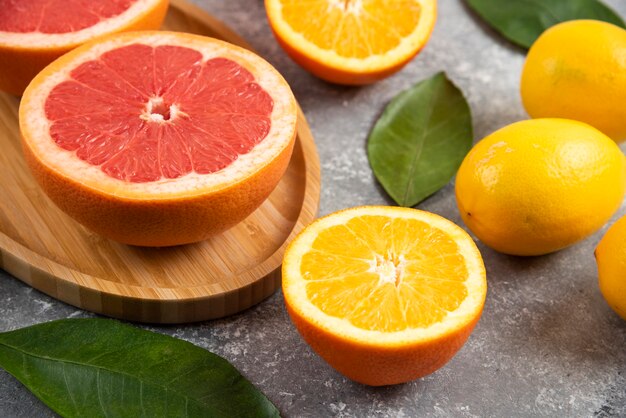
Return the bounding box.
[19,31,297,246]
[20,31,298,200]
[0,0,168,95]
[282,206,487,347]
[0,0,165,48]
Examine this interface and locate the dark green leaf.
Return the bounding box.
[367,72,473,207]
[0,319,279,418]
[466,0,625,49]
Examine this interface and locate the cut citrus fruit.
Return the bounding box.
[265,0,437,85]
[19,31,297,247]
[0,0,169,95]
[282,206,487,386]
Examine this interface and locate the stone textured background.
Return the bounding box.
[2,0,626,416]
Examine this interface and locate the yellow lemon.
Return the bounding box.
[455,118,626,256]
[521,20,626,142]
[596,215,626,321]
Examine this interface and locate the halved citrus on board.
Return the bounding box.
[0,0,169,95]
[19,31,297,247]
[282,206,487,386]
[265,0,437,85]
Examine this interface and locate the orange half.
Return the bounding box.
[282,206,486,385]
[265,0,437,85]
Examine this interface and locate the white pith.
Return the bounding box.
[20,32,297,199]
[0,0,162,48]
[327,0,363,15]
[266,0,436,72]
[372,253,406,286]
[141,96,183,122]
[282,207,487,346]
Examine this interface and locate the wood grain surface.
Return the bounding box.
[0,0,320,324]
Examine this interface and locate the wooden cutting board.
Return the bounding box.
[0,0,320,324]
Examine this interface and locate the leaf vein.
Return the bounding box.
[0,340,219,414]
[62,363,79,415]
[401,81,439,206]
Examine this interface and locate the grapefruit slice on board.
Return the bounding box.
[19,31,298,247]
[0,0,169,95]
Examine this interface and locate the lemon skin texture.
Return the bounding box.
[596,215,626,321]
[455,118,626,256]
[521,20,626,142]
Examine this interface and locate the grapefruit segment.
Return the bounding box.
[43,42,275,183]
[0,0,168,95]
[20,31,297,246]
[0,0,136,34]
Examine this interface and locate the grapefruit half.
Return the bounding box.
[19,31,298,247]
[0,0,169,95]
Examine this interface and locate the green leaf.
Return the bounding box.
[367,72,473,207]
[0,319,279,418]
[466,0,626,49]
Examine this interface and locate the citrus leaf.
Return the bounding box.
[466,0,625,49]
[367,72,473,207]
[0,319,279,418]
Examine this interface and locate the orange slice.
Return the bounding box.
[0,0,169,95]
[19,31,297,246]
[282,206,486,385]
[265,0,437,85]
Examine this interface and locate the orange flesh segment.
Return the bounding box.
[279,0,422,58]
[301,215,469,332]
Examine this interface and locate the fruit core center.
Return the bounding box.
[375,254,405,287]
[332,0,362,13]
[45,44,275,183]
[144,97,177,122]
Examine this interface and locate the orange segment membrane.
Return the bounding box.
[0,0,137,34]
[44,43,274,182]
[302,216,469,331]
[279,0,422,58]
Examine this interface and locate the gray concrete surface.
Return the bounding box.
[2,0,626,416]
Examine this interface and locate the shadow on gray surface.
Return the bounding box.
[458,0,528,54]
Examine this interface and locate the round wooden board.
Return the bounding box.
[0,0,320,324]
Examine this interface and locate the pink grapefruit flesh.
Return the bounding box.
[0,0,138,34]
[0,0,168,95]
[19,31,298,246]
[46,44,274,182]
